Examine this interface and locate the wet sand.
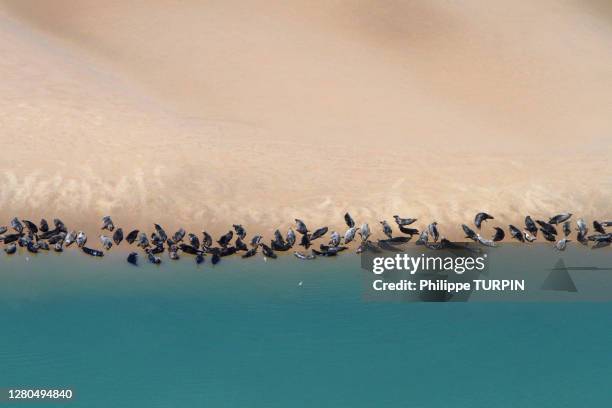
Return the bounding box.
[0,1,610,239]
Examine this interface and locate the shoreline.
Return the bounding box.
[1,222,608,263]
[1,2,611,241]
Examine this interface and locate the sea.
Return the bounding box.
[1,247,611,407]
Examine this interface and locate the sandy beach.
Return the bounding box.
[0,0,611,239]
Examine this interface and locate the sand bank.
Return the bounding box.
[0,1,610,239]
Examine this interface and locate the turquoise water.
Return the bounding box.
[1,250,612,407]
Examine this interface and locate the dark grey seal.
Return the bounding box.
[101,216,115,232]
[299,233,311,249]
[380,221,393,239]
[393,215,417,226]
[523,231,536,243]
[294,251,316,260]
[113,228,124,245]
[64,231,77,247]
[398,225,419,236]
[536,220,557,236]
[427,222,439,242]
[127,252,138,265]
[286,229,296,247]
[329,231,341,247]
[39,219,49,233]
[150,244,164,254]
[562,221,571,237]
[250,235,262,247]
[76,231,87,247]
[47,233,66,245]
[217,231,233,247]
[10,217,23,233]
[54,218,67,233]
[312,249,337,257]
[476,234,496,247]
[242,247,258,258]
[202,231,213,248]
[587,233,612,242]
[359,223,371,241]
[576,218,587,235]
[154,224,168,242]
[295,219,309,235]
[541,230,557,242]
[415,230,429,245]
[462,224,478,242]
[310,227,328,241]
[271,240,291,251]
[25,242,38,253]
[82,247,104,257]
[173,228,186,242]
[233,224,246,239]
[147,252,161,264]
[344,213,355,228]
[424,238,454,250]
[179,244,202,255]
[492,227,505,242]
[273,229,286,247]
[343,227,357,244]
[126,229,139,244]
[554,238,570,251]
[379,237,410,244]
[235,237,248,251]
[593,221,606,234]
[508,225,524,242]
[524,216,538,236]
[188,233,200,249]
[100,235,113,250]
[220,246,237,257]
[474,212,494,229]
[261,244,277,259]
[549,213,572,225]
[137,232,149,248]
[592,240,611,249]
[22,220,38,234]
[3,233,23,244]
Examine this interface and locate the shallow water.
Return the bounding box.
[1,248,611,407]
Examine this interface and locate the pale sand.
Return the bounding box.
[0,1,611,240]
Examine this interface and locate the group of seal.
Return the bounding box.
[0,212,610,265]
